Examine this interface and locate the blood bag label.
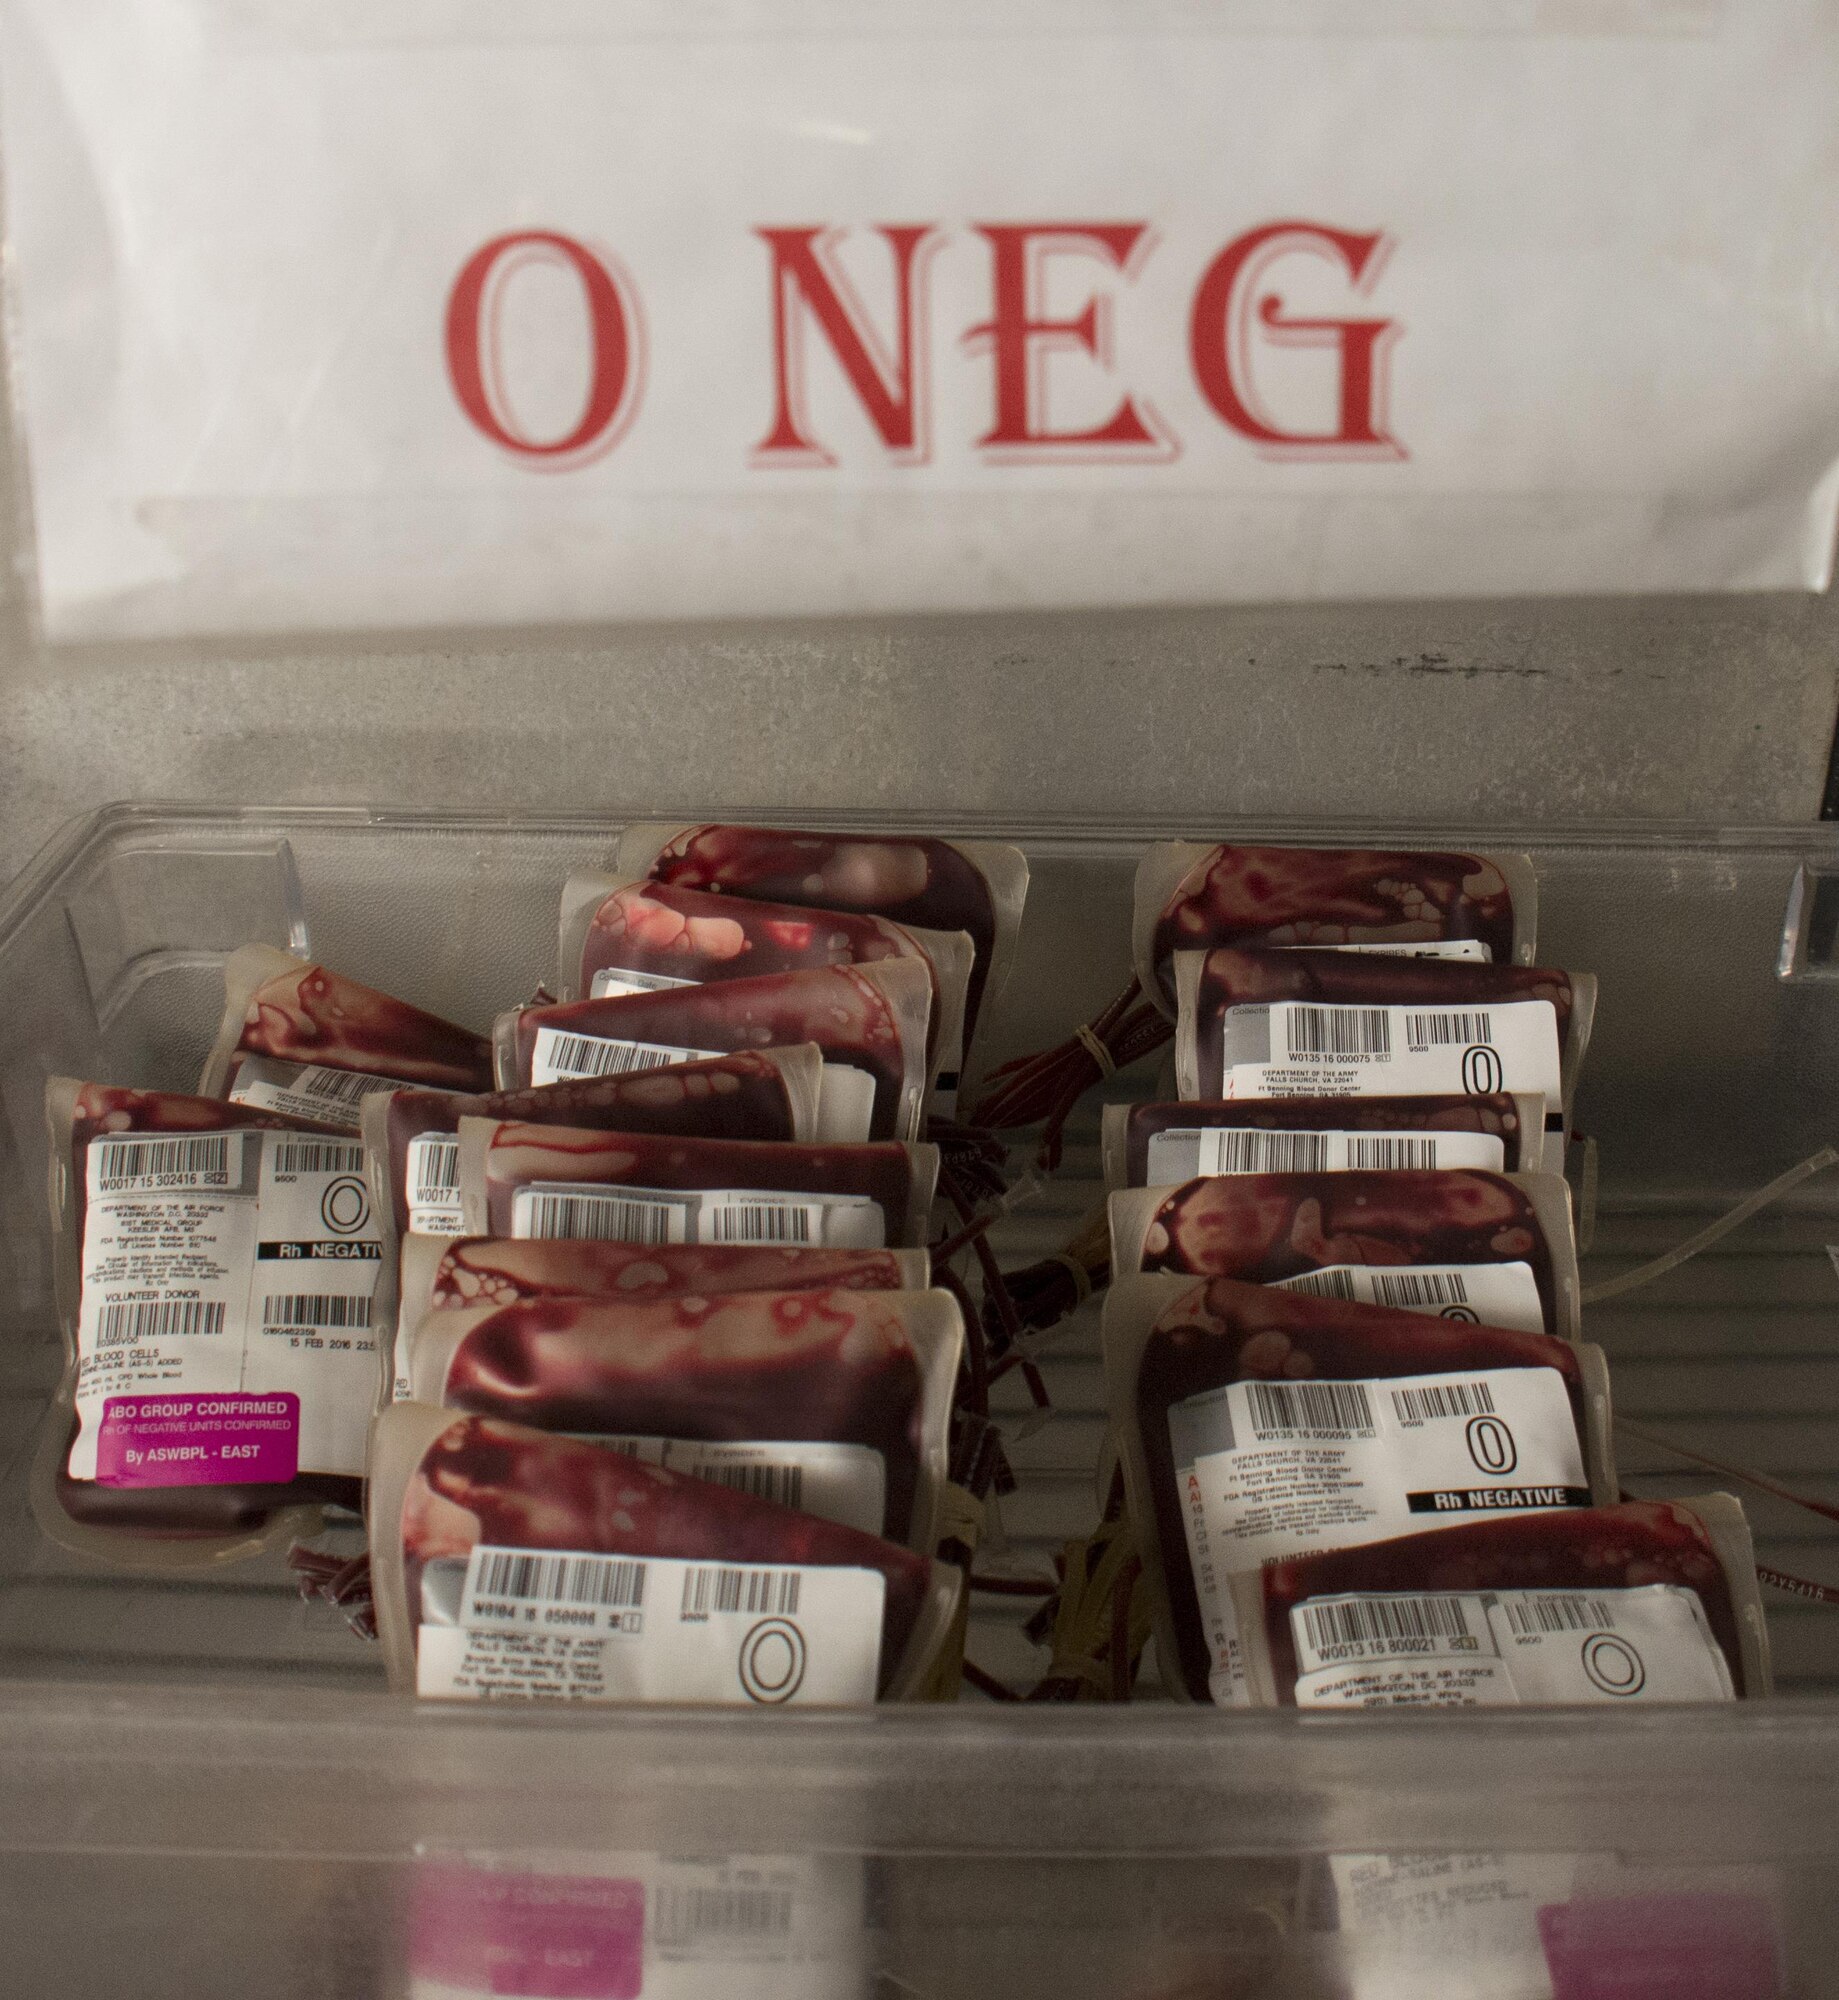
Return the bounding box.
[1147,1124,1506,1184]
[1221,1000,1561,1101]
[229,1054,420,1131]
[588,967,701,1000]
[595,1437,887,1537]
[94,1390,299,1487]
[405,1133,465,1235]
[1289,1583,1734,1707]
[1170,1364,1586,1704]
[71,1129,382,1481]
[510,1183,886,1250]
[416,1548,885,1706]
[530,1027,720,1087]
[1270,1261,1545,1332]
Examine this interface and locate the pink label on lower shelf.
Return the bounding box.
[411,1861,645,2000]
[94,1392,300,1487]
[1538,1892,1777,2000]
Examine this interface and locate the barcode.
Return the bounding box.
[1278,1268,1361,1301]
[1504,1593,1617,1637]
[1214,1129,1332,1173]
[709,1462,805,1509]
[472,1548,649,1609]
[679,1566,804,1620]
[296,1067,400,1106]
[1405,1011,1494,1049]
[412,1138,461,1196]
[1286,1005,1391,1057]
[540,1033,682,1080]
[705,1201,813,1245]
[94,1297,228,1347]
[1369,1270,1472,1310]
[519,1190,686,1242]
[1302,1594,1476,1654]
[261,1292,374,1329]
[1246,1379,1375,1434]
[270,1139,364,1176]
[91,1134,230,1183]
[1390,1379,1498,1424]
[653,1884,794,1948]
[1345,1135,1441,1170]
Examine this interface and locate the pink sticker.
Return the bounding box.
[410,1861,645,2000]
[94,1392,299,1487]
[1538,1893,1777,2000]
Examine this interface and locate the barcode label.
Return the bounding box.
[513,1187,694,1243]
[1274,1267,1361,1301]
[705,1200,813,1244]
[530,1025,718,1085]
[1405,1011,1494,1049]
[295,1066,401,1107]
[270,1139,364,1176]
[1369,1269,1471,1310]
[469,1547,649,1612]
[1292,1585,1737,1707]
[89,1134,233,1188]
[422,1552,887,1704]
[1246,1379,1376,1434]
[94,1298,228,1347]
[1269,1261,1545,1332]
[680,1566,804,1620]
[1344,1135,1442,1170]
[260,1292,374,1329]
[1209,1129,1333,1173]
[1223,1000,1562,1104]
[1300,1593,1481,1657]
[653,1884,795,1949]
[594,1437,886,1537]
[1286,1005,1391,1057]
[410,1136,460,1197]
[1390,1379,1497,1423]
[1502,1593,1617,1637]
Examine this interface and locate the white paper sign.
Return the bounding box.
[5,2,1838,638]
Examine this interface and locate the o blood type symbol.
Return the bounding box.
[739,1619,808,1704]
[1583,1633,1647,1697]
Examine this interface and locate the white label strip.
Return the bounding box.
[1307,941,1494,962]
[417,1548,885,1706]
[588,968,702,1000]
[529,1025,722,1087]
[1221,999,1561,1102]
[1268,1261,1544,1332]
[1147,1124,1507,1184]
[509,1183,886,1250]
[1290,1582,1734,1707]
[228,1055,417,1132]
[595,1437,887,1538]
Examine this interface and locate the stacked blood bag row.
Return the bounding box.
[38,824,1030,1706]
[1101,843,1770,1707]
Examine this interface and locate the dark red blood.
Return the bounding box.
[513,965,911,1138]
[1133,1276,1587,1701]
[439,1289,926,1539]
[1124,1093,1528,1185]
[404,1415,932,1695]
[1187,949,1574,1099]
[1150,847,1518,1007]
[58,1086,359,1534]
[481,1124,918,1240]
[583,882,942,1056]
[646,824,997,1045]
[1257,1501,1748,1701]
[1133,1171,1556,1328]
[228,961,493,1091]
[382,1051,801,1237]
[426,1238,916,1312]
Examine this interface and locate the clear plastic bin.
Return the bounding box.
[5,802,1839,1998]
